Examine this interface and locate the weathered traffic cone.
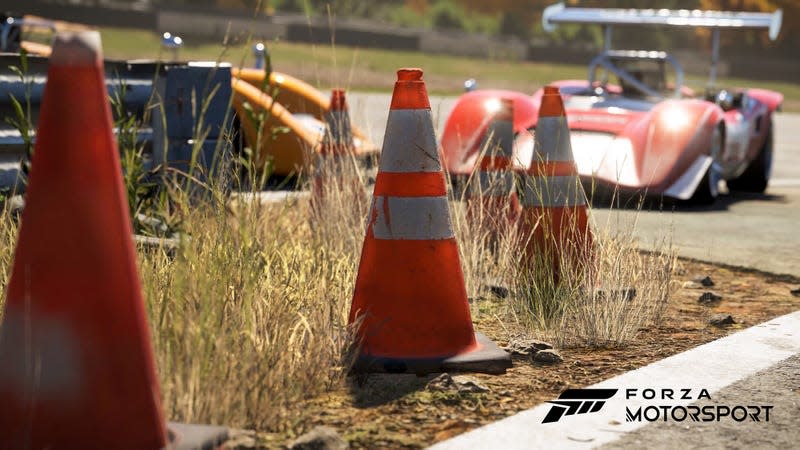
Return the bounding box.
[0,31,227,450]
[348,68,511,375]
[312,89,355,194]
[323,88,354,156]
[519,86,593,282]
[310,88,366,219]
[466,97,521,234]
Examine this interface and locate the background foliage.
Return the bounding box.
[134,0,798,56]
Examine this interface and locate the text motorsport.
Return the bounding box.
[542,388,774,424]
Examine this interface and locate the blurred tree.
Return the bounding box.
[405,0,429,14]
[698,0,797,56]
[430,0,467,30]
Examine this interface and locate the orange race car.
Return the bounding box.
[0,13,378,193]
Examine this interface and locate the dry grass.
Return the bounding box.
[138,199,351,430]
[0,107,678,434]
[449,140,677,348]
[0,210,18,294]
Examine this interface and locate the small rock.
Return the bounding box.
[533,349,563,364]
[709,314,736,327]
[290,426,348,450]
[426,373,490,393]
[503,338,553,356]
[791,287,800,297]
[426,373,456,391]
[698,292,722,305]
[682,281,703,289]
[451,375,490,393]
[692,276,714,287]
[488,284,510,299]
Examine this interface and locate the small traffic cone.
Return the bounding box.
[519,86,593,281]
[0,31,226,450]
[348,69,511,375]
[466,97,521,234]
[323,88,354,156]
[312,89,355,198]
[310,88,367,220]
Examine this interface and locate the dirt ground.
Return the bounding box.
[250,258,800,449]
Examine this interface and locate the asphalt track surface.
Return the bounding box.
[602,354,800,450]
[349,94,800,277]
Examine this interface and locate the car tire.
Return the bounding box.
[726,126,772,193]
[688,125,723,205]
[689,166,719,205]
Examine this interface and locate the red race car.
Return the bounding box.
[441,3,783,205]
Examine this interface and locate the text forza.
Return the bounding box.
[624,389,772,423]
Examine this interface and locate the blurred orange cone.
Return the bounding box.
[0,31,226,450]
[311,88,361,213]
[466,97,521,234]
[323,88,354,154]
[348,69,511,375]
[519,86,593,281]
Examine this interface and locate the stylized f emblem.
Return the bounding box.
[542,389,618,423]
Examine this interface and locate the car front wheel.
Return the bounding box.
[688,125,723,205]
[727,126,772,194]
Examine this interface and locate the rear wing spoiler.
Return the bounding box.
[541,2,783,87]
[542,3,782,40]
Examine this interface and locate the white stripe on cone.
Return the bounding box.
[379,109,440,173]
[534,115,575,162]
[520,175,587,207]
[370,196,454,240]
[0,311,81,395]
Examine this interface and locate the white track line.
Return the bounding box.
[769,178,800,187]
[430,310,800,450]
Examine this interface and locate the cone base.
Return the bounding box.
[167,422,229,450]
[352,332,511,375]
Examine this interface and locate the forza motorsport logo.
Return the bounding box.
[542,388,773,424]
[624,389,773,423]
[542,389,618,423]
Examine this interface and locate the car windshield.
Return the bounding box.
[587,51,684,100]
[613,58,668,97]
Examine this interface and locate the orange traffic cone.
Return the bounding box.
[519,86,593,281]
[0,31,226,450]
[310,88,368,223]
[466,97,521,234]
[323,88,354,156]
[312,89,355,200]
[348,69,511,375]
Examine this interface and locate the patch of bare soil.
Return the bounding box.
[250,259,800,449]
